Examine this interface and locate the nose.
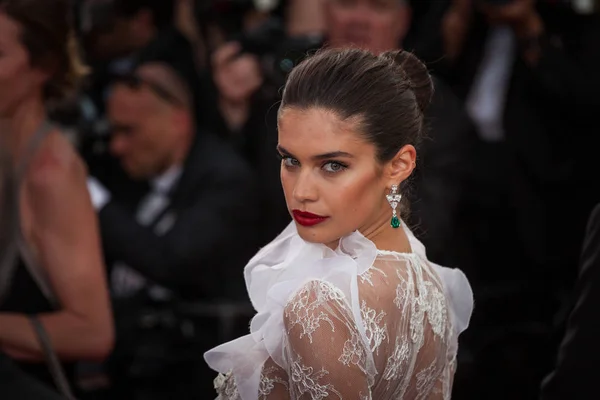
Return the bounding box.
[292,170,318,203]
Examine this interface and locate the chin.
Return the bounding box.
[294,222,345,249]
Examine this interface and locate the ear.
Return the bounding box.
[171,108,192,136]
[384,144,416,186]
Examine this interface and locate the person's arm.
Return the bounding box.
[280,280,373,399]
[441,0,474,61]
[519,13,600,115]
[540,204,600,400]
[97,164,258,297]
[0,138,114,362]
[481,2,600,118]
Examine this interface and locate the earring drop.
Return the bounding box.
[386,185,402,229]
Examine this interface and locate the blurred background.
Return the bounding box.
[3,0,600,398]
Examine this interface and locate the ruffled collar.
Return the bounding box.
[244,222,379,313]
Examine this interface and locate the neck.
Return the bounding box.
[1,95,47,163]
[360,209,412,254]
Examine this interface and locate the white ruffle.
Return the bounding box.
[204,221,473,400]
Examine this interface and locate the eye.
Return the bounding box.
[322,161,347,174]
[280,155,300,168]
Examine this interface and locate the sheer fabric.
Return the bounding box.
[204,221,473,399]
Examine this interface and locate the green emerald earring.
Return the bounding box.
[386,184,402,229]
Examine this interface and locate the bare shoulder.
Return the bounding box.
[26,128,87,194]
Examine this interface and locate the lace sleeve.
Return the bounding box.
[279,280,373,400]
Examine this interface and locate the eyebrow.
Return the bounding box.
[277,145,354,160]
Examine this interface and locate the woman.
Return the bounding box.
[0,0,114,391]
[204,48,473,399]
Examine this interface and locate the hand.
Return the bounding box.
[442,0,474,60]
[212,42,264,106]
[175,0,198,40]
[479,0,543,37]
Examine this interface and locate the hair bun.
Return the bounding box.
[380,50,434,113]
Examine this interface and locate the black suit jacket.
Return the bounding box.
[540,203,600,399]
[0,353,64,400]
[442,6,600,277]
[98,131,260,300]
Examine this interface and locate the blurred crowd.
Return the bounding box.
[2,0,600,399]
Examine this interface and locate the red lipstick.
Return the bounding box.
[292,210,329,227]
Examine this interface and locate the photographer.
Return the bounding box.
[86,33,260,396]
[199,0,323,242]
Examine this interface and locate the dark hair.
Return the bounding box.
[113,0,174,29]
[1,0,87,104]
[280,47,434,163]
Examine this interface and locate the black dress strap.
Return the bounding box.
[0,120,53,303]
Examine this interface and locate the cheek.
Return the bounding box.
[142,123,172,159]
[333,176,380,220]
[0,58,34,114]
[280,168,295,202]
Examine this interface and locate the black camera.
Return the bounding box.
[195,0,323,90]
[233,18,323,89]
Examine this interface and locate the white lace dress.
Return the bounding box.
[204,221,473,399]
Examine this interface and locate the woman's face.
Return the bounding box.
[0,12,47,117]
[278,107,396,248]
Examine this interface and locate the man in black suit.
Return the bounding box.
[86,57,259,398]
[540,203,600,399]
[438,2,600,397]
[440,0,600,281]
[90,64,258,298]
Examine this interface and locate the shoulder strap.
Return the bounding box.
[0,120,57,305]
[30,315,77,400]
[16,120,58,305]
[0,145,18,303]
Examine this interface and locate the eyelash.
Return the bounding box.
[277,154,348,174]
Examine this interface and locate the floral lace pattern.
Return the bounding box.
[213,252,460,399]
[359,266,387,286]
[338,330,369,374]
[259,366,288,398]
[214,371,239,400]
[289,357,342,399]
[285,281,345,344]
[360,300,388,354]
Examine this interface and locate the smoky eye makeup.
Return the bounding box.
[321,160,348,174]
